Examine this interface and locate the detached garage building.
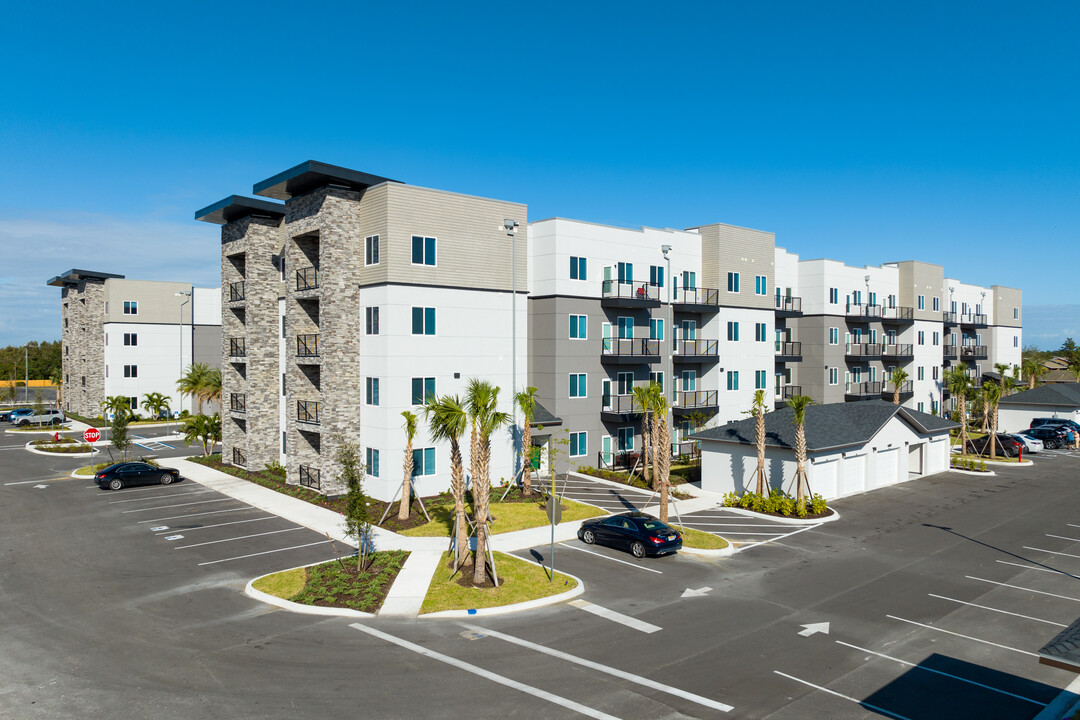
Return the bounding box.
[998,383,1080,433]
[693,400,958,501]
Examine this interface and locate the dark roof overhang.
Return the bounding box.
[47,269,124,287]
[253,160,402,200]
[195,195,285,225]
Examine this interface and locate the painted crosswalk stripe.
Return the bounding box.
[568,600,661,634]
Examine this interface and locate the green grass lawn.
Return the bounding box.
[252,567,307,598]
[399,497,605,537]
[74,461,114,476]
[420,551,577,614]
[251,552,409,613]
[672,525,729,550]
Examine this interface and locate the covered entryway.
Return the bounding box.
[908,442,925,478]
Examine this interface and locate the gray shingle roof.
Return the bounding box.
[692,399,957,453]
[999,383,1080,408]
[530,401,562,427]
[1040,615,1080,670]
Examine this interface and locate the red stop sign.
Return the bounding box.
[83,428,101,443]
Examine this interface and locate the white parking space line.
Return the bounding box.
[966,576,1080,603]
[349,624,623,720]
[1047,534,1080,543]
[197,540,334,566]
[995,560,1080,578]
[835,641,1046,706]
[739,524,820,549]
[154,516,276,534]
[1066,523,1080,530]
[562,543,663,574]
[886,615,1039,657]
[461,623,732,712]
[1025,546,1080,560]
[122,498,234,514]
[108,490,210,504]
[696,531,786,536]
[5,478,62,485]
[137,507,258,524]
[174,526,304,550]
[568,600,662,634]
[927,593,1067,627]
[774,671,910,720]
[96,483,194,495]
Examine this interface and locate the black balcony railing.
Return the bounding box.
[601,394,639,414]
[673,440,700,460]
[601,280,662,302]
[943,311,958,324]
[672,287,719,306]
[601,337,661,359]
[775,296,803,314]
[846,342,885,357]
[297,333,319,358]
[776,385,802,400]
[296,266,319,292]
[229,337,246,357]
[598,450,639,471]
[846,381,883,396]
[960,313,988,326]
[882,306,913,322]
[229,281,245,302]
[232,447,247,467]
[961,345,988,359]
[883,381,914,396]
[297,399,320,424]
[299,465,321,489]
[675,390,718,409]
[943,344,958,358]
[846,303,882,319]
[775,341,802,357]
[882,343,914,358]
[674,339,719,358]
[230,393,246,413]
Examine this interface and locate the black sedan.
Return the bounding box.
[95,462,181,491]
[578,511,682,558]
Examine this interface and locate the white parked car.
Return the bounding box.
[14,408,66,427]
[1004,433,1042,454]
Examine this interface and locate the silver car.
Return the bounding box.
[14,408,66,427]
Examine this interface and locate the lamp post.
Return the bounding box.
[504,219,520,473]
[176,290,191,415]
[661,244,673,449]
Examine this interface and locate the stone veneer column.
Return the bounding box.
[62,279,106,418]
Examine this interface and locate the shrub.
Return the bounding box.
[265,461,286,477]
[979,460,986,472]
[811,494,828,515]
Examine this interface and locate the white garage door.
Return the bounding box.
[812,457,838,499]
[839,453,866,497]
[872,447,900,489]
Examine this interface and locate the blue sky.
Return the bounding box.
[1,1,1077,348]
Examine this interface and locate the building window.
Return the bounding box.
[1013,335,1018,348]
[917,366,925,381]
[755,323,766,342]
[649,371,664,393]
[917,331,925,345]
[755,275,767,295]
[123,301,138,315]
[829,288,838,304]
[411,235,436,266]
[570,256,586,280]
[726,371,739,391]
[933,297,940,311]
[282,431,286,453]
[569,373,587,398]
[918,295,925,310]
[123,333,138,346]
[366,448,380,478]
[411,377,436,405]
[829,327,839,344]
[282,373,286,395]
[917,402,925,412]
[569,315,587,339]
[829,367,838,385]
[617,426,635,451]
[755,370,766,389]
[617,262,633,283]
[650,265,664,287]
[411,448,436,477]
[1013,307,1019,320]
[569,431,587,457]
[411,307,436,335]
[617,316,634,339]
[932,331,940,345]
[365,307,380,335]
[727,272,740,293]
[123,365,138,378]
[932,366,939,380]
[650,318,664,341]
[365,235,380,266]
[366,377,379,406]
[129,396,138,410]
[727,322,739,342]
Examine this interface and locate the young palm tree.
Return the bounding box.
[785,395,814,512]
[176,362,212,415]
[1021,355,1045,389]
[944,365,971,454]
[747,389,769,495]
[49,370,63,408]
[465,379,509,586]
[203,368,222,411]
[398,411,418,521]
[655,394,672,522]
[100,395,131,421]
[181,413,221,456]
[982,381,1002,460]
[890,367,909,406]
[631,383,655,488]
[142,392,170,422]
[514,386,538,495]
[424,395,470,569]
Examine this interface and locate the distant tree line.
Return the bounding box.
[0,341,61,382]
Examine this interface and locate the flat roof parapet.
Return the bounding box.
[195,195,286,225]
[253,160,402,201]
[47,269,125,287]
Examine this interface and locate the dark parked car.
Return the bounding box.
[94,462,180,491]
[2,408,34,423]
[1031,418,1080,435]
[578,511,682,558]
[1020,427,1069,449]
[968,435,1023,457]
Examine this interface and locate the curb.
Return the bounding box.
[717,506,841,525]
[244,562,376,619]
[950,468,997,477]
[6,427,74,435]
[24,441,98,458]
[420,568,586,619]
[678,544,736,557]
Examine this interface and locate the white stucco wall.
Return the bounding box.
[999,405,1080,433]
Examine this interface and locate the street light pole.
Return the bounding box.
[661,245,672,449]
[176,290,192,415]
[24,346,28,404]
[504,219,520,473]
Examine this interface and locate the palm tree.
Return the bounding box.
[398,411,418,521]
[1021,355,1046,389]
[49,370,63,408]
[982,381,1002,460]
[176,362,212,415]
[1070,357,1080,383]
[890,367,909,405]
[424,395,470,570]
[100,395,131,421]
[514,386,539,495]
[182,413,221,456]
[142,392,170,422]
[655,394,673,522]
[747,389,769,495]
[785,395,814,512]
[203,368,222,411]
[631,383,655,488]
[465,379,509,586]
[945,365,973,456]
[648,382,663,496]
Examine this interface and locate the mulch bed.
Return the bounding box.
[291,551,409,612]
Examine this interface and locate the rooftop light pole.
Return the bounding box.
[661,244,673,444]
[176,290,191,415]
[504,219,520,471]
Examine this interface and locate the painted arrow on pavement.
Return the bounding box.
[797,622,830,637]
[681,586,713,598]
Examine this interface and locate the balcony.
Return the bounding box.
[601,393,640,421]
[775,296,803,317]
[598,450,639,472]
[232,447,247,467]
[846,303,882,320]
[882,306,914,324]
[295,266,319,293]
[673,390,718,414]
[228,337,246,359]
[943,344,958,359]
[882,343,914,360]
[228,281,245,303]
[943,311,958,325]
[601,280,661,308]
[775,341,802,362]
[299,465,321,489]
[775,385,802,401]
[882,381,914,399]
[960,313,988,328]
[960,345,988,359]
[601,337,661,364]
[673,339,719,363]
[297,399,320,426]
[672,286,719,312]
[845,342,884,359]
[845,381,883,398]
[229,393,246,414]
[296,333,320,363]
[673,440,700,460]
